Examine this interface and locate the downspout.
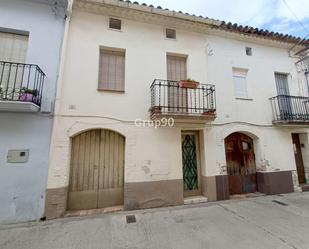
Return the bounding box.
[305,70,309,96]
[46,0,73,192]
[53,0,74,115]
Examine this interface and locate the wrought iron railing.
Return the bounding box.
[150,79,216,117]
[0,61,45,106]
[269,95,309,122]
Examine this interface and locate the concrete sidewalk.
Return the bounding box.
[1,192,309,249]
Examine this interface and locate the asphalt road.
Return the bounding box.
[1,192,309,249]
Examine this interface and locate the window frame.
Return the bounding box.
[245,47,253,56]
[108,17,122,31]
[97,47,126,93]
[165,28,177,40]
[232,68,252,100]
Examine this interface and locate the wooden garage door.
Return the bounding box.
[68,129,125,210]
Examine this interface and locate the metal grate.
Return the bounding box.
[272,200,288,206]
[126,215,136,224]
[182,134,198,191]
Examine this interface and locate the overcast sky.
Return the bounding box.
[140,0,309,38]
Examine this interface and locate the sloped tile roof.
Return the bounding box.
[117,0,309,45]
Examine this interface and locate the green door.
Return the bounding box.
[182,132,201,197]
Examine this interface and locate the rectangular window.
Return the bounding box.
[275,73,289,95]
[0,31,28,62]
[166,28,176,39]
[98,49,125,91]
[109,18,122,30]
[246,47,252,56]
[233,68,248,98]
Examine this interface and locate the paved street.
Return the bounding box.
[1,192,309,249]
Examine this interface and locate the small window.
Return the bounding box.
[109,18,122,30]
[246,47,252,56]
[166,28,176,39]
[242,141,251,150]
[233,68,249,98]
[98,49,125,91]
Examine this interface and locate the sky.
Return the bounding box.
[139,0,309,38]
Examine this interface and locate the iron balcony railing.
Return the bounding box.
[269,95,309,123]
[150,79,216,117]
[0,61,45,107]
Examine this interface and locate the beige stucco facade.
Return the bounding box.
[45,0,309,218]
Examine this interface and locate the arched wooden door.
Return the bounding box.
[224,132,257,195]
[68,129,125,210]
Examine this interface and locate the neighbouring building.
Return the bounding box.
[0,0,67,223]
[45,0,309,219]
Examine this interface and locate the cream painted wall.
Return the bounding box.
[47,7,309,190]
[47,116,183,188]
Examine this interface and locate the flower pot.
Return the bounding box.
[151,106,162,114]
[203,110,216,116]
[178,80,199,89]
[19,93,34,102]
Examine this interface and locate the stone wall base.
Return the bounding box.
[257,171,294,195]
[45,187,68,220]
[202,175,229,201]
[124,179,183,210]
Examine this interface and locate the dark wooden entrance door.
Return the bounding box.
[225,133,257,195]
[292,134,306,184]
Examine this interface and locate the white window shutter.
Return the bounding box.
[233,75,248,98]
[0,32,28,63]
[98,49,125,91]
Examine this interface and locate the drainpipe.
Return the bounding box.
[305,70,309,96]
[53,0,74,115]
[46,0,73,191]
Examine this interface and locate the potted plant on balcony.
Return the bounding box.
[178,78,199,89]
[202,109,216,116]
[149,106,162,115]
[19,87,39,102]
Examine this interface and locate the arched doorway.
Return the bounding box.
[67,129,125,210]
[224,132,257,195]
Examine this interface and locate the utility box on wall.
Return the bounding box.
[7,150,29,163]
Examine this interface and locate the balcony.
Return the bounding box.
[270,95,309,125]
[0,61,45,112]
[150,79,216,122]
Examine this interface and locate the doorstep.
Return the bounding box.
[230,192,265,200]
[184,196,208,205]
[300,184,309,192]
[64,205,124,218]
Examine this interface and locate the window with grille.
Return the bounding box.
[109,18,122,30]
[166,28,176,39]
[98,49,125,91]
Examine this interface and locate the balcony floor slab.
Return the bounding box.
[0,101,40,113]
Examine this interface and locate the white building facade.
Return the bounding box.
[45,0,309,219]
[0,0,67,223]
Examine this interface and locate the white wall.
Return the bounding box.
[48,7,308,191]
[0,0,65,223]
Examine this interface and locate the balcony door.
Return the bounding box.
[275,73,292,119]
[167,55,188,113]
[0,32,29,100]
